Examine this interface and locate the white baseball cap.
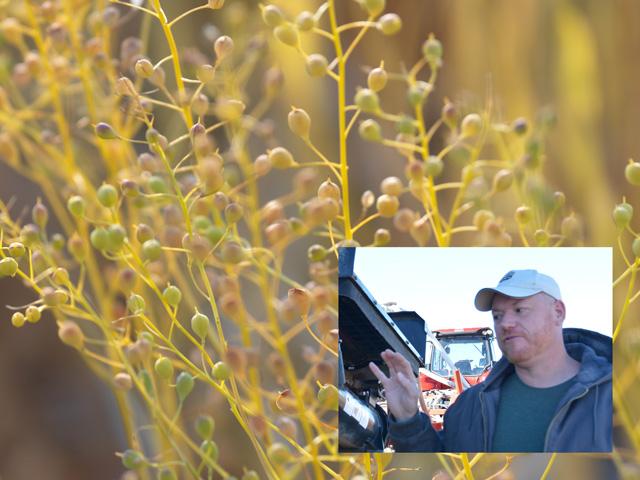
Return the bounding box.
[474,269,562,312]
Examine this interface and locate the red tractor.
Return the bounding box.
[419,327,497,430]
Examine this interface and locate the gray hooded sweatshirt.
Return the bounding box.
[388,328,612,452]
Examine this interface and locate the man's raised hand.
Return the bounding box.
[369,349,420,421]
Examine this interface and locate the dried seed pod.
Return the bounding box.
[393,208,415,232]
[288,107,311,139]
[214,35,234,61]
[377,13,402,35]
[58,321,84,350]
[268,147,295,169]
[305,54,328,77]
[410,217,431,246]
[376,194,399,217]
[288,288,311,317]
[380,176,403,196]
[368,66,388,92]
[114,372,133,390]
[461,113,482,137]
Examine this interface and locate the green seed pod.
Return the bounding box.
[534,229,549,246]
[274,23,299,47]
[358,119,382,142]
[422,34,443,64]
[50,233,65,251]
[142,239,162,261]
[424,156,443,178]
[121,449,145,470]
[493,169,513,192]
[267,442,290,465]
[195,414,215,439]
[11,312,25,328]
[197,64,216,83]
[354,88,380,113]
[191,311,210,340]
[224,203,244,224]
[295,11,316,31]
[20,224,40,247]
[97,183,118,208]
[212,361,231,381]
[461,113,482,137]
[0,257,19,278]
[305,54,328,77]
[200,439,219,462]
[26,305,41,323]
[625,160,640,186]
[407,81,432,107]
[157,468,178,480]
[268,147,295,169]
[58,321,84,350]
[261,4,284,27]
[42,287,68,307]
[633,238,640,258]
[288,107,311,139]
[127,293,146,314]
[361,0,385,16]
[395,115,415,135]
[67,196,85,217]
[162,285,182,307]
[515,205,533,225]
[307,244,327,262]
[613,202,633,229]
[154,356,174,380]
[374,228,391,246]
[139,369,154,396]
[176,372,195,401]
[376,194,399,217]
[95,122,118,140]
[204,225,225,246]
[8,242,25,258]
[32,201,49,229]
[377,13,402,35]
[106,224,126,251]
[147,175,168,194]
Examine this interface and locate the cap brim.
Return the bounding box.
[474,286,543,311]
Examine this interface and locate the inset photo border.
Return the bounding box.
[338,247,612,453]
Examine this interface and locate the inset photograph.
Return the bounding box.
[338,247,612,453]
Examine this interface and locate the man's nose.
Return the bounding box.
[499,311,517,329]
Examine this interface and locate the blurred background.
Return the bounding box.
[1,0,639,478]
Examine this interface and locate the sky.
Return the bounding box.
[353,247,612,337]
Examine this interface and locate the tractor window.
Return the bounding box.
[431,336,490,377]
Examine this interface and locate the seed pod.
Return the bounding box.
[95,122,118,140]
[305,54,328,77]
[142,239,162,261]
[377,13,402,35]
[422,34,443,64]
[274,23,298,47]
[106,224,126,251]
[158,468,178,480]
[212,361,231,381]
[261,4,284,27]
[613,202,633,229]
[162,285,182,307]
[220,241,245,264]
[368,66,388,92]
[358,119,382,142]
[8,242,25,258]
[380,176,403,196]
[58,321,84,350]
[473,210,495,231]
[114,372,133,390]
[295,11,316,31]
[512,117,528,135]
[175,372,195,401]
[268,147,295,169]
[461,113,482,137]
[424,156,443,178]
[154,356,174,380]
[121,449,145,470]
[67,196,86,217]
[208,0,225,8]
[26,306,41,323]
[32,201,49,229]
[393,208,414,232]
[373,228,391,246]
[318,178,340,201]
[127,293,145,314]
[376,194,399,217]
[493,169,513,192]
[191,311,210,340]
[625,160,640,186]
[267,442,290,465]
[214,35,234,61]
[0,257,19,278]
[42,287,68,307]
[11,312,25,328]
[288,107,311,139]
[561,214,581,243]
[633,238,640,258]
[354,88,380,113]
[224,203,243,224]
[317,384,339,409]
[134,58,154,78]
[195,414,215,439]
[288,288,311,317]
[515,206,533,225]
[97,183,118,208]
[534,229,549,246]
[200,439,219,462]
[410,217,431,246]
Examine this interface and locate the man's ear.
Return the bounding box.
[553,299,566,324]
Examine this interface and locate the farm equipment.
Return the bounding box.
[337,248,498,449]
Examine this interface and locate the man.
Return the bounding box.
[369,269,612,452]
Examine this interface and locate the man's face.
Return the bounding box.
[491,293,564,366]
